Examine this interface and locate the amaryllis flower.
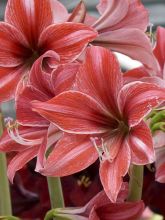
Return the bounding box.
[0,0,97,102]
[69,0,158,71]
[32,46,165,202]
[123,27,165,183]
[90,0,158,71]
[47,184,144,220]
[0,53,80,182]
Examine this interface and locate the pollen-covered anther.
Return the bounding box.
[5,117,18,130]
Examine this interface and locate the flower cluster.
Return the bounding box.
[0,0,165,219]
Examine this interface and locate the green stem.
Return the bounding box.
[44,209,71,220]
[47,177,64,209]
[127,165,144,202]
[0,112,12,215]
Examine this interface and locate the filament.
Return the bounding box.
[5,118,41,146]
[90,137,110,162]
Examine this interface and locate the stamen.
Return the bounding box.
[90,137,110,162]
[90,137,103,161]
[148,22,154,46]
[77,175,92,188]
[101,138,109,158]
[5,118,41,146]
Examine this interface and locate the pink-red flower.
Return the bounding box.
[123,26,165,183]
[0,0,97,102]
[51,184,144,220]
[69,0,158,71]
[0,53,80,182]
[32,46,165,202]
[89,0,158,71]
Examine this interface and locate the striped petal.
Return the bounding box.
[99,141,131,202]
[5,0,53,47]
[39,23,97,63]
[16,85,50,127]
[51,62,80,95]
[153,26,165,73]
[32,91,111,134]
[118,81,165,127]
[0,22,29,67]
[0,65,26,102]
[7,145,39,183]
[129,121,155,165]
[76,46,123,118]
[40,134,98,176]
[94,29,158,72]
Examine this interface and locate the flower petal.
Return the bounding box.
[94,29,158,72]
[124,67,165,87]
[7,145,39,183]
[50,0,69,23]
[99,141,131,202]
[16,85,50,127]
[93,0,129,30]
[0,22,29,67]
[90,200,144,220]
[40,134,98,176]
[39,22,97,63]
[153,26,165,73]
[68,1,86,23]
[51,63,80,95]
[36,123,62,171]
[119,81,165,127]
[32,91,111,134]
[76,46,123,117]
[0,65,26,102]
[29,51,59,96]
[5,0,53,47]
[96,0,148,31]
[124,67,150,84]
[129,121,155,165]
[155,146,165,183]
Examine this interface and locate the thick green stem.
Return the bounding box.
[0,112,12,215]
[127,165,144,202]
[47,177,64,209]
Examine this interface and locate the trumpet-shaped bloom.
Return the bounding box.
[52,184,144,220]
[90,0,158,71]
[69,0,158,71]
[32,46,165,202]
[0,0,97,102]
[123,27,165,183]
[0,53,80,182]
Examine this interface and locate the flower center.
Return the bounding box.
[90,120,129,162]
[117,120,129,135]
[26,50,40,67]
